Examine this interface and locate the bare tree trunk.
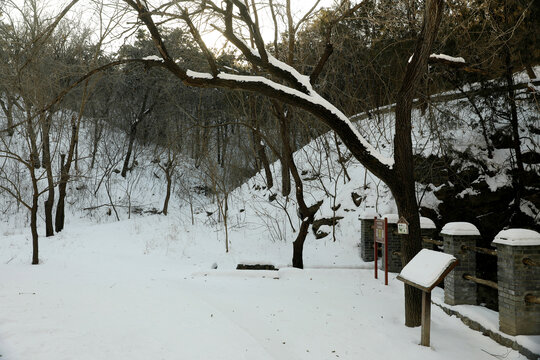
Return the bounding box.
[41,113,55,237]
[249,95,273,188]
[90,119,102,169]
[26,108,40,169]
[121,121,138,178]
[122,89,152,177]
[504,47,524,223]
[254,129,273,188]
[278,112,291,196]
[0,96,15,136]
[31,170,40,265]
[272,101,322,268]
[162,171,172,215]
[162,152,173,216]
[55,115,79,232]
[292,220,311,268]
[392,0,444,327]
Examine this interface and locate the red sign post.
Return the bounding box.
[374,217,388,285]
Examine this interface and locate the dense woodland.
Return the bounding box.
[0,0,539,327]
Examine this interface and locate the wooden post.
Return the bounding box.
[374,238,378,279]
[374,217,388,283]
[397,249,459,348]
[421,291,431,346]
[374,217,378,279]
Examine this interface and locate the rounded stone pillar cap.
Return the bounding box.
[420,217,436,230]
[492,229,540,246]
[440,222,480,236]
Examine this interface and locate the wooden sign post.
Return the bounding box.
[396,249,458,347]
[373,217,388,285]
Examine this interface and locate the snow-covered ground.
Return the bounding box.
[1,68,539,359]
[0,214,537,360]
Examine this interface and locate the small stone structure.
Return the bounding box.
[359,213,436,272]
[380,214,437,273]
[441,222,481,306]
[492,229,540,336]
[359,213,376,262]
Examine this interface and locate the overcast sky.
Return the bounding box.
[2,0,338,53]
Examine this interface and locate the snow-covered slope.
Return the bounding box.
[1,68,539,360]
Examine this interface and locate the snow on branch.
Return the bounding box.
[214,72,394,168]
[429,53,466,65]
[142,55,163,62]
[126,0,394,170]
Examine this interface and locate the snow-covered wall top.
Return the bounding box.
[492,229,540,246]
[380,214,436,229]
[399,249,457,289]
[440,222,481,236]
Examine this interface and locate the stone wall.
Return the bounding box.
[494,240,540,335]
[443,233,478,305]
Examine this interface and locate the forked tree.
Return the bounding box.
[120,0,443,327]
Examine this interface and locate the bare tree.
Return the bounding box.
[118,0,444,326]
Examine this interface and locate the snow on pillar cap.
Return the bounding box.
[440,222,480,236]
[492,229,540,246]
[359,211,378,220]
[420,217,436,229]
[380,214,436,229]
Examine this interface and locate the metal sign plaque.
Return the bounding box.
[374,219,386,243]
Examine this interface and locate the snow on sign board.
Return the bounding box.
[397,249,458,292]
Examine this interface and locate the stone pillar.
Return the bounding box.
[381,215,403,273]
[441,222,480,305]
[493,229,540,336]
[359,216,374,262]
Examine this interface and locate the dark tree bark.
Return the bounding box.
[504,47,525,224]
[391,0,444,327]
[41,113,55,237]
[56,115,79,232]
[25,107,40,169]
[90,119,102,169]
[292,219,311,268]
[122,121,140,178]
[30,162,40,265]
[0,96,15,136]
[278,111,291,197]
[160,151,174,216]
[272,101,322,268]
[162,171,172,215]
[253,128,273,189]
[121,89,153,178]
[249,95,273,189]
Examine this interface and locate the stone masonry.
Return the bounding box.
[359,214,437,272]
[382,219,403,273]
[442,222,480,306]
[359,217,375,262]
[493,229,540,336]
